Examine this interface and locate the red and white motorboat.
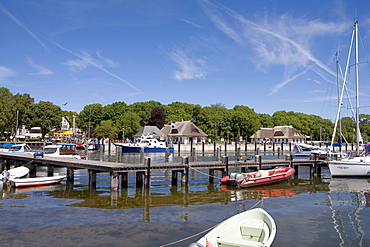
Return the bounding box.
[9,175,66,188]
[221,167,295,188]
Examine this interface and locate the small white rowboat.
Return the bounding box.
[10,175,66,187]
[192,208,276,247]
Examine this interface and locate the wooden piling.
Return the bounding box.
[182,157,189,186]
[121,172,128,188]
[144,157,151,188]
[67,167,74,182]
[110,171,119,191]
[115,146,122,163]
[47,164,53,177]
[88,169,97,187]
[222,156,229,177]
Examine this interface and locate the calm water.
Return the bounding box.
[1,152,370,247]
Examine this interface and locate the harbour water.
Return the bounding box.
[1,151,370,246]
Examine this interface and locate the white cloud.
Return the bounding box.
[0,66,16,78]
[169,47,208,81]
[197,0,347,93]
[27,57,54,75]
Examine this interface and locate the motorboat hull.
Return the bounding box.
[121,146,174,152]
[221,167,295,188]
[10,175,66,187]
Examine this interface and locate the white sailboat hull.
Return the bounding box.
[328,158,370,177]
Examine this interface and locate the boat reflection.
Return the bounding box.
[328,178,370,246]
[220,184,295,202]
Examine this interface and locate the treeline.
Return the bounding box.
[1,87,369,143]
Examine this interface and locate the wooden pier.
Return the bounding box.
[0,152,325,191]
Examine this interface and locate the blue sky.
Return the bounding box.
[1,0,370,122]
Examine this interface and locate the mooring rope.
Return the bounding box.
[159,222,220,247]
[188,165,223,180]
[159,199,265,247]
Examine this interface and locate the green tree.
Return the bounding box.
[77,104,104,137]
[126,101,162,126]
[23,101,62,138]
[93,120,117,139]
[116,111,141,140]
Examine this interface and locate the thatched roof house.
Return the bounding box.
[161,120,207,144]
[250,126,305,144]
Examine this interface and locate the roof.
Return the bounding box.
[250,126,304,140]
[134,126,166,138]
[161,121,207,137]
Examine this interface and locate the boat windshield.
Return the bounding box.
[9,146,22,151]
[44,148,57,154]
[365,144,370,156]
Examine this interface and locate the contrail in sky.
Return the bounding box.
[0,3,142,94]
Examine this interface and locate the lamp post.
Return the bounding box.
[122,128,124,142]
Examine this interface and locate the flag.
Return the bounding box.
[320,127,325,131]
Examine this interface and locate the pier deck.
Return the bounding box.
[0,152,325,190]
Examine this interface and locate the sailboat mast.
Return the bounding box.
[355,21,361,155]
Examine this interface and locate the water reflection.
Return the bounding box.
[328,178,370,247]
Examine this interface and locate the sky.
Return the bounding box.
[1,0,370,122]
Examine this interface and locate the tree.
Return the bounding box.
[116,111,141,140]
[77,104,104,137]
[23,101,62,138]
[126,101,162,126]
[148,107,166,129]
[93,120,117,139]
[103,101,127,122]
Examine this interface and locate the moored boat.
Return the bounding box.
[9,175,66,187]
[190,208,276,247]
[221,167,295,188]
[42,143,81,159]
[114,134,174,152]
[327,21,369,177]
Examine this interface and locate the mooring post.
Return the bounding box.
[88,169,97,187]
[121,172,128,188]
[209,169,215,183]
[136,171,145,188]
[144,157,151,188]
[182,157,189,186]
[277,147,281,159]
[110,171,119,191]
[192,147,196,162]
[213,142,216,153]
[178,142,181,153]
[47,164,53,177]
[140,147,145,163]
[237,147,241,160]
[222,156,229,177]
[224,142,227,154]
[115,146,122,163]
[67,167,74,182]
[258,155,262,170]
[273,143,275,154]
[171,170,178,186]
[165,148,169,163]
[202,142,205,154]
[108,139,111,154]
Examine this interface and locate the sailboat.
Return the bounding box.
[328,20,370,177]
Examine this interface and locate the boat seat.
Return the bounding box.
[240,219,264,241]
[216,237,262,247]
[256,170,269,178]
